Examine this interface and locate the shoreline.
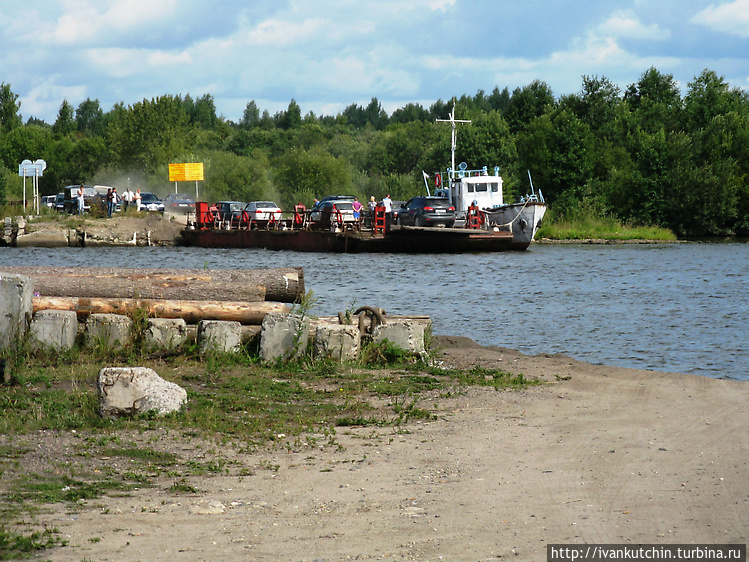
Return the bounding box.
[6,215,741,248]
[14,336,748,561]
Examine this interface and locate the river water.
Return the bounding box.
[1,243,746,381]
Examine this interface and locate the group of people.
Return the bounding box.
[76,184,143,216]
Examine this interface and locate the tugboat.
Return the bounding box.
[432,104,546,249]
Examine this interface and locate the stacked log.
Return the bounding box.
[1,266,304,325]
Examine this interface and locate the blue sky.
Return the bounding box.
[2,0,749,123]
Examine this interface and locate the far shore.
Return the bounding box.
[3,213,727,248]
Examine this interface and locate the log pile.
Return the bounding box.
[1,266,304,325]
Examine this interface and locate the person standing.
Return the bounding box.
[122,187,133,211]
[352,197,364,230]
[134,189,142,211]
[381,194,393,230]
[77,184,85,214]
[382,194,392,214]
[106,188,114,217]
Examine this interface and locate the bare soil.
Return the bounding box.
[16,336,747,561]
[27,213,184,245]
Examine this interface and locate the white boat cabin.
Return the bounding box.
[435,165,504,217]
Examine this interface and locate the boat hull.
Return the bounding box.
[180,225,525,253]
[485,201,546,247]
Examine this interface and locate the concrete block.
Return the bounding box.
[198,320,242,354]
[29,310,79,351]
[15,230,70,247]
[314,323,360,361]
[259,313,310,362]
[0,273,33,350]
[145,318,188,352]
[371,320,426,355]
[85,313,133,350]
[98,367,187,417]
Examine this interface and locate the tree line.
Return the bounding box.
[1,66,747,237]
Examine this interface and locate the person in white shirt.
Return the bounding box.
[122,187,133,210]
[382,194,392,214]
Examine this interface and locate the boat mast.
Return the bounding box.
[436,102,471,179]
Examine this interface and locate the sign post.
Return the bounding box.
[18,159,46,214]
[168,163,204,201]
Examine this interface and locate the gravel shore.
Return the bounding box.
[31,335,747,561]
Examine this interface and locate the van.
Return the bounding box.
[63,185,96,213]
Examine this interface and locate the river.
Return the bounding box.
[1,242,746,381]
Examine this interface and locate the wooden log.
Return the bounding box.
[1,266,304,303]
[33,296,289,325]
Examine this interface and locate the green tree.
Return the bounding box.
[106,95,190,173]
[0,82,22,133]
[76,98,105,136]
[273,148,351,209]
[0,124,53,170]
[682,69,749,132]
[516,109,595,208]
[277,99,302,130]
[191,94,218,129]
[52,99,76,136]
[240,101,261,129]
[561,75,622,140]
[624,67,682,133]
[504,80,555,134]
[202,149,272,202]
[390,103,430,124]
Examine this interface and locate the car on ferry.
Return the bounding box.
[309,200,357,227]
[214,201,245,223]
[396,196,456,228]
[243,201,282,223]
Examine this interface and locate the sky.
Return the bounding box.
[2,0,749,124]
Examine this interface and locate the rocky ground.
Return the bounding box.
[12,336,747,561]
[22,213,186,246]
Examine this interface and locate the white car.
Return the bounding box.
[243,201,282,222]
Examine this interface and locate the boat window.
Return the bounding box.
[491,183,499,192]
[467,184,474,193]
[475,183,487,192]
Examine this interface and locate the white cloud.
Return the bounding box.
[147,50,193,67]
[692,0,749,38]
[42,0,178,45]
[596,10,670,41]
[245,18,330,47]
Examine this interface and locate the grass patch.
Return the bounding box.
[0,342,541,558]
[0,526,66,559]
[537,215,676,241]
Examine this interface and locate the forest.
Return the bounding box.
[0,66,748,238]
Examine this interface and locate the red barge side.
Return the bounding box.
[179,225,527,253]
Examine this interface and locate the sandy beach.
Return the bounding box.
[26,335,747,561]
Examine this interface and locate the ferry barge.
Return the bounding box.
[180,220,520,254]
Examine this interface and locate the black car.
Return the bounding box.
[139,192,164,213]
[163,193,196,215]
[215,201,245,222]
[54,192,65,212]
[396,196,456,227]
